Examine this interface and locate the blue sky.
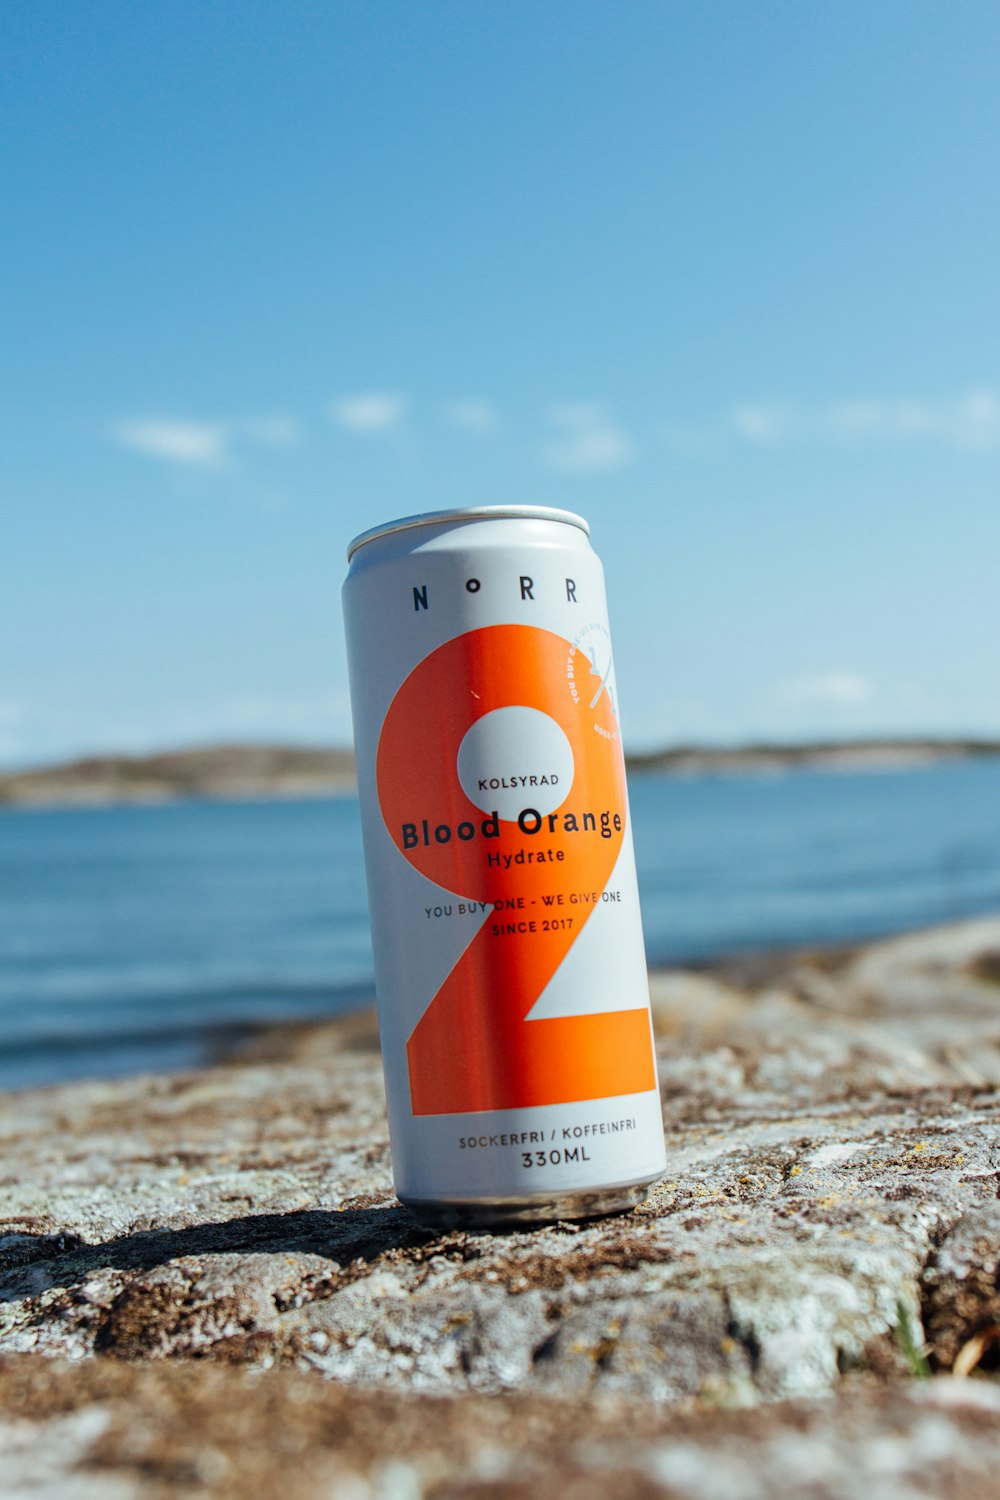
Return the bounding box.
[2,0,999,765]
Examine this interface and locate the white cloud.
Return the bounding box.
[782,672,876,706]
[731,388,1000,450]
[731,403,794,446]
[444,398,499,433]
[113,413,302,469]
[114,418,230,468]
[543,403,635,475]
[330,392,407,433]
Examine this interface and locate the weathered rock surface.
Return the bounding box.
[3,1356,1000,1500]
[3,916,1000,1496]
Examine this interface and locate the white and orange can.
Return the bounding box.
[343,506,665,1224]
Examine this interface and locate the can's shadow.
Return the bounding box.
[0,1203,436,1306]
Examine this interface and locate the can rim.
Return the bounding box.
[346,505,590,561]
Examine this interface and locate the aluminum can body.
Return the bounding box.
[342,506,665,1224]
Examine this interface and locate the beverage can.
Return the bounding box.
[342,505,665,1224]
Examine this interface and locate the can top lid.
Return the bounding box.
[346,505,589,561]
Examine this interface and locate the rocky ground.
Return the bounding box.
[2,917,1000,1497]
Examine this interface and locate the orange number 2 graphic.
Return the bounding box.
[377,624,656,1116]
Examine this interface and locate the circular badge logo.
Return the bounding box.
[567,622,619,742]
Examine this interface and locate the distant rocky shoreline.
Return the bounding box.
[1,737,998,809]
[0,744,357,808]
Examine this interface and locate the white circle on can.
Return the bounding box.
[457,706,574,820]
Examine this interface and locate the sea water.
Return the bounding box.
[1,759,999,1091]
